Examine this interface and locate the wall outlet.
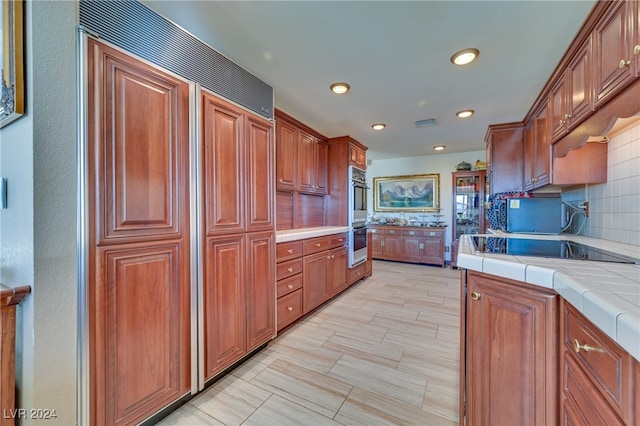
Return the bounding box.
[444,246,450,252]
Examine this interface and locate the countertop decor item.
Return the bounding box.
[456,161,471,171]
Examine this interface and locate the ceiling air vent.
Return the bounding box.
[415,118,437,128]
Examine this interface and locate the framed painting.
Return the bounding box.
[1,0,25,128]
[373,173,440,212]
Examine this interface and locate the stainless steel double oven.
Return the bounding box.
[349,166,368,267]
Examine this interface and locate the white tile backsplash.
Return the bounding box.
[562,120,640,246]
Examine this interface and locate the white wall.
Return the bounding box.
[366,150,485,261]
[0,1,78,424]
[562,120,640,246]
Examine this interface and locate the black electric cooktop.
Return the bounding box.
[471,236,639,264]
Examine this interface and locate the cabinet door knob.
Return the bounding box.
[287,284,293,289]
[278,178,284,183]
[316,243,321,247]
[470,291,481,300]
[573,339,604,354]
[287,249,293,254]
[287,306,293,312]
[619,59,631,68]
[287,267,293,273]
[634,45,640,55]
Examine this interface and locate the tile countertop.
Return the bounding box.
[458,232,640,362]
[276,226,351,243]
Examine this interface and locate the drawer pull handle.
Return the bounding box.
[287,306,293,312]
[316,243,321,247]
[619,59,631,69]
[287,268,293,273]
[287,284,293,289]
[338,239,343,242]
[573,339,604,354]
[470,291,481,301]
[287,249,293,254]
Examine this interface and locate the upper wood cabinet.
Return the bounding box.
[593,0,639,107]
[275,118,298,191]
[349,143,367,170]
[485,123,524,194]
[202,92,274,234]
[550,38,593,144]
[245,115,275,232]
[326,136,368,226]
[524,101,551,191]
[275,110,328,195]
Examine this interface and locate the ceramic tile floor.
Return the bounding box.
[156,261,461,425]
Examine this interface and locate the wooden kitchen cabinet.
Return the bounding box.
[484,123,524,195]
[245,232,275,350]
[524,101,551,191]
[349,143,367,170]
[302,235,348,313]
[451,171,486,241]
[299,136,328,195]
[593,0,639,108]
[245,115,275,232]
[326,136,369,226]
[88,39,192,426]
[369,226,445,267]
[276,240,304,331]
[550,38,593,144]
[560,299,636,425]
[462,270,558,426]
[276,117,298,191]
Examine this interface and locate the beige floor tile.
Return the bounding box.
[160,261,462,425]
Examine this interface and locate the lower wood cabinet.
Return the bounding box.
[462,270,558,425]
[560,299,636,425]
[203,231,275,381]
[461,270,639,426]
[277,232,354,330]
[370,226,445,267]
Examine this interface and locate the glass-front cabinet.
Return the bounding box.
[451,171,486,267]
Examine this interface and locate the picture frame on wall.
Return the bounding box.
[1,0,25,128]
[373,173,440,212]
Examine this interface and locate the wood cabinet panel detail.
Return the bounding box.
[463,271,558,426]
[245,232,276,350]
[245,116,275,232]
[88,39,191,426]
[203,235,246,379]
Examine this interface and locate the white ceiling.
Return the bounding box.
[142,0,596,160]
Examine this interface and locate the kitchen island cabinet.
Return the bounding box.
[457,234,640,426]
[560,299,636,425]
[462,270,558,426]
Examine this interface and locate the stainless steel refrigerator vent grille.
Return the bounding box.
[79,0,273,119]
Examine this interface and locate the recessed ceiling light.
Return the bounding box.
[450,48,479,66]
[456,109,475,118]
[330,82,350,94]
[434,145,445,151]
[372,123,386,130]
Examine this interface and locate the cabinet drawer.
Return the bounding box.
[277,274,302,298]
[383,228,400,236]
[277,289,303,331]
[276,258,303,281]
[564,303,631,414]
[401,229,421,237]
[422,230,443,238]
[349,262,366,284]
[303,236,330,255]
[277,240,303,262]
[563,352,625,425]
[330,233,348,248]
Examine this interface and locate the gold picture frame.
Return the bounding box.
[1,0,25,128]
[373,173,440,212]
